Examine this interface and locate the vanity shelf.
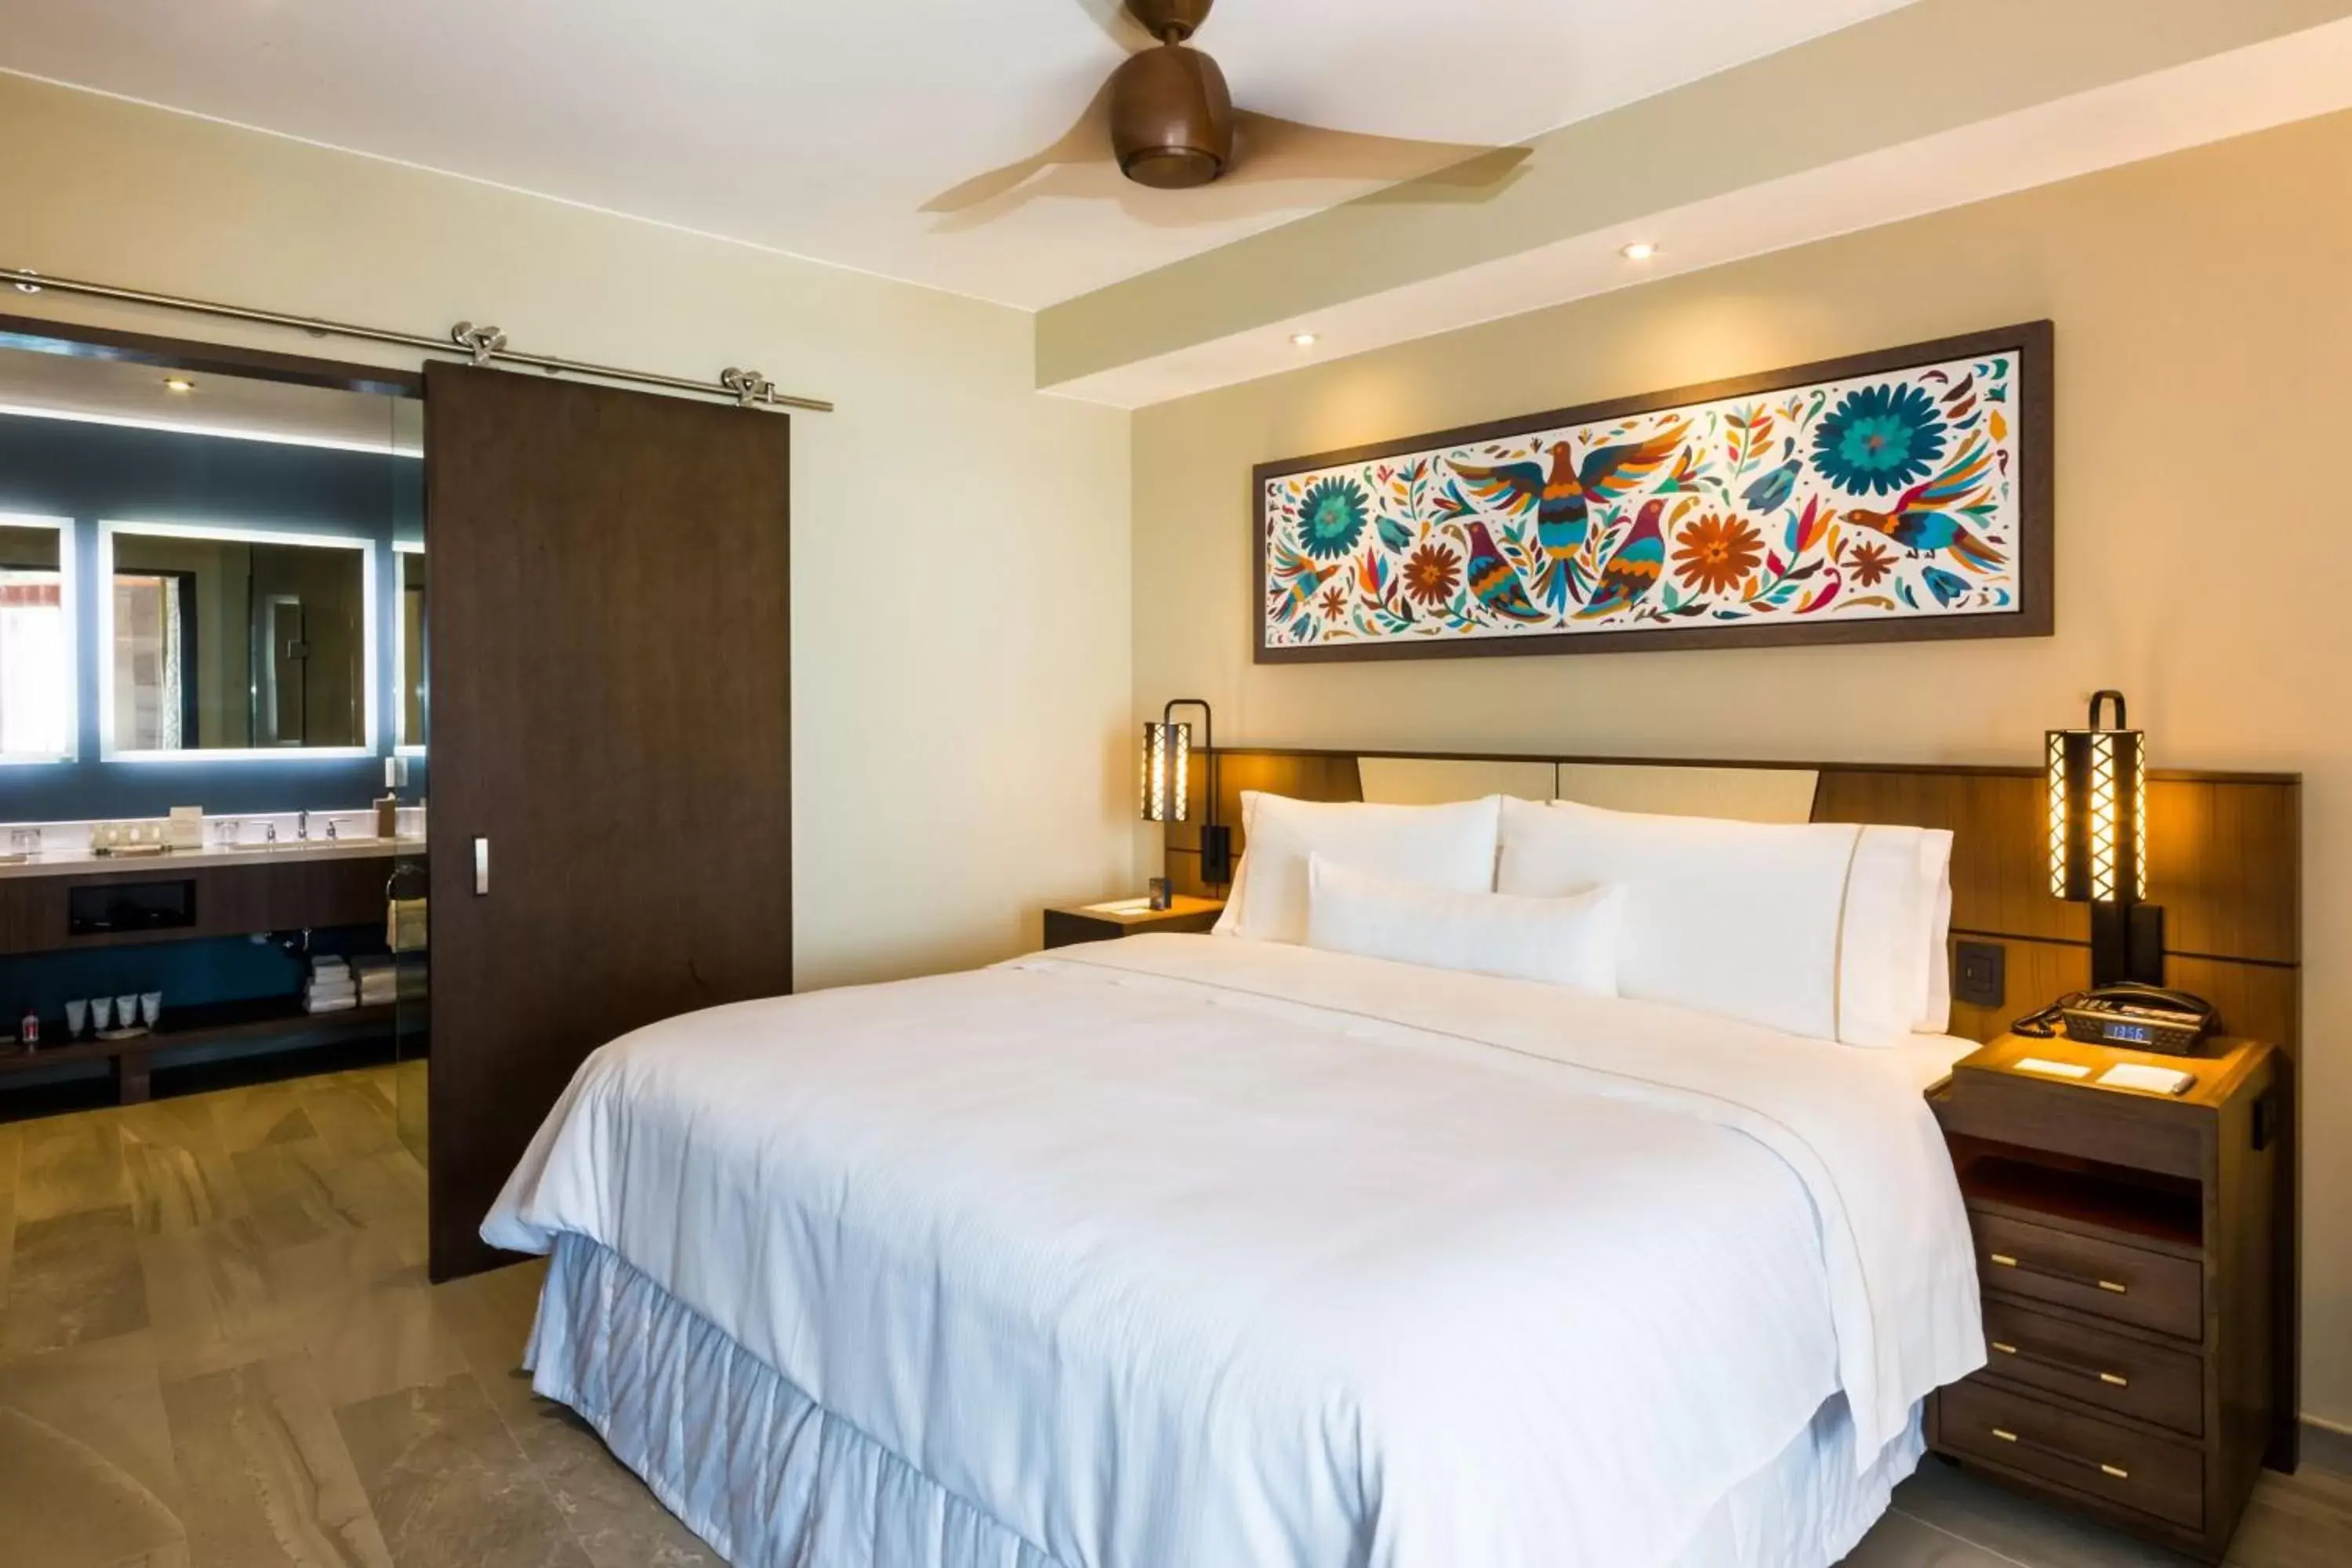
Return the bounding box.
[0,997,398,1103]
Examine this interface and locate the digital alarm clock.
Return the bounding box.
[2056,985,2218,1056]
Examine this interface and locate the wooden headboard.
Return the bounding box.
[1163,748,2301,1054]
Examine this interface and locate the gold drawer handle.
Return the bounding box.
[1986,1252,2129,1295]
[1988,1427,2129,1483]
[1987,1340,2131,1388]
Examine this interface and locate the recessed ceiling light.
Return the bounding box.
[1620,241,1660,261]
[162,376,195,394]
[1290,332,1319,348]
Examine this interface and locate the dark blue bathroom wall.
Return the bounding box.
[0,412,426,819]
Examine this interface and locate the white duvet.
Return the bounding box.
[486,935,1983,1568]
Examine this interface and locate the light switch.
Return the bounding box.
[1955,940,2005,1009]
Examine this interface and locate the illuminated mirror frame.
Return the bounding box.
[391,539,426,757]
[96,517,379,762]
[0,512,78,766]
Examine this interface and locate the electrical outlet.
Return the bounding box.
[1955,940,2005,1009]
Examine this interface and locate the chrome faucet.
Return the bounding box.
[296,810,310,842]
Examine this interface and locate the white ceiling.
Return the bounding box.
[0,0,1915,310]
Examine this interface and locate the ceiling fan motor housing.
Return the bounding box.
[1110,44,1234,189]
[1125,0,1215,43]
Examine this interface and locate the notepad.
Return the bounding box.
[2016,1056,2092,1080]
[1083,898,1160,916]
[2098,1062,2195,1096]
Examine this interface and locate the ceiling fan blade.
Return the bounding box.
[1225,112,1530,192]
[921,79,1118,216]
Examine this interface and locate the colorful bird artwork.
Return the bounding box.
[1257,344,2027,652]
[1269,561,1341,619]
[1447,423,1688,612]
[1265,540,1342,637]
[1460,520,1546,623]
[1839,434,2006,574]
[1575,499,1669,620]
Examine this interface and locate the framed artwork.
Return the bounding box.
[1253,321,2052,663]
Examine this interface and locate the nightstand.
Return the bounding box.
[1927,1031,2285,1563]
[1041,896,1225,949]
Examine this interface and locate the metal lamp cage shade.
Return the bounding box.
[1139,720,1192,822]
[2048,691,2147,906]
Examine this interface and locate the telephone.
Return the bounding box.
[2014,982,2218,1055]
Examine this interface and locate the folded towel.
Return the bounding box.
[303,994,358,1014]
[312,956,350,976]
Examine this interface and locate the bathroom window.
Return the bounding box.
[0,517,74,761]
[102,521,375,758]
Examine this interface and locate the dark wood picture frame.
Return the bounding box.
[1252,320,2054,664]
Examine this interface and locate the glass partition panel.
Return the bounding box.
[396,545,426,750]
[0,517,72,760]
[106,526,372,755]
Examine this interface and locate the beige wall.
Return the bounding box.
[1133,110,2352,1426]
[5,72,1136,989]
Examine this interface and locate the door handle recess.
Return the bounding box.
[474,837,490,896]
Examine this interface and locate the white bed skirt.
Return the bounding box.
[526,1232,1923,1568]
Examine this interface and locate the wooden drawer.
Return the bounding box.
[1940,1380,2204,1532]
[1979,1298,2204,1437]
[1972,1210,2203,1341]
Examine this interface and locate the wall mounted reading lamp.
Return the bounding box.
[2048,689,2163,986]
[1142,699,1232,886]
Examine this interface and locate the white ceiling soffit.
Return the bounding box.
[1040,16,2352,408]
[0,340,421,456]
[0,0,1915,311]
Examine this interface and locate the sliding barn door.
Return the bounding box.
[424,364,791,1280]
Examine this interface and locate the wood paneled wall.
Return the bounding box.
[1168,750,2300,1054]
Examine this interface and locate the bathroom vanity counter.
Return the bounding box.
[0,833,427,880]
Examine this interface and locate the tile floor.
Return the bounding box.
[0,1065,2344,1566]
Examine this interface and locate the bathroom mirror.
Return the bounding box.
[0,516,74,761]
[396,543,426,751]
[103,522,374,756]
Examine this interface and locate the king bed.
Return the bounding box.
[486,789,1988,1567]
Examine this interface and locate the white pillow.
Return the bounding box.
[1498,796,1860,1042]
[1305,854,1624,994]
[1214,792,1501,945]
[1918,845,1955,1033]
[1838,826,1955,1047]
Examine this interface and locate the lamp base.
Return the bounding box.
[2091,902,2166,988]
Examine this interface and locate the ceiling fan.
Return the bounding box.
[922,0,1530,219]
